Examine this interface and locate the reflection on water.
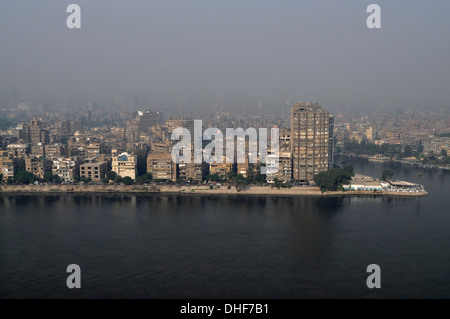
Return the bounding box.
[0,158,449,298]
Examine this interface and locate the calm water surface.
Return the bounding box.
[0,156,449,298]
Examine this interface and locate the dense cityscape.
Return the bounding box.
[0,94,448,190]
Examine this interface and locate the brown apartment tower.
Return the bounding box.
[291,102,334,182]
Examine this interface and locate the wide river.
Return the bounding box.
[1,155,449,298]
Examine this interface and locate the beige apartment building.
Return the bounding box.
[178,161,208,181]
[237,157,249,178]
[80,160,107,182]
[147,152,176,181]
[266,151,293,183]
[25,156,52,179]
[45,144,66,159]
[31,143,45,157]
[52,159,76,182]
[7,143,30,158]
[0,156,14,181]
[209,156,233,178]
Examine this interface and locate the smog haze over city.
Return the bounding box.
[1,0,450,303]
[1,0,449,114]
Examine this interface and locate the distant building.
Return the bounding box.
[424,137,449,154]
[55,119,72,136]
[112,152,137,180]
[85,142,101,158]
[291,102,333,182]
[138,110,158,133]
[79,160,107,182]
[237,157,249,178]
[266,151,292,183]
[151,142,172,154]
[0,156,14,181]
[178,160,208,182]
[22,118,50,144]
[279,129,291,152]
[147,153,176,181]
[365,127,375,141]
[125,124,139,143]
[209,156,233,178]
[45,144,66,159]
[31,143,46,157]
[7,143,30,158]
[71,120,83,132]
[166,119,194,135]
[52,159,76,182]
[25,156,52,179]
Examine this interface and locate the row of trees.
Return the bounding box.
[341,140,450,164]
[342,140,403,157]
[1,170,62,185]
[419,150,450,165]
[100,171,153,185]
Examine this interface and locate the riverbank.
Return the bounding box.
[339,153,450,170]
[0,184,428,197]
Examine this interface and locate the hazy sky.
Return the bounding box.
[1,0,449,112]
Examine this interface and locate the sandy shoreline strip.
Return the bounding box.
[0,184,428,197]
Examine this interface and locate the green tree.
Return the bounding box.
[115,175,123,184]
[206,173,221,182]
[44,172,61,183]
[135,149,149,177]
[226,171,236,181]
[417,144,424,153]
[13,170,38,184]
[441,149,448,157]
[403,145,413,157]
[16,159,26,172]
[136,173,152,184]
[106,171,117,181]
[81,177,91,184]
[313,168,353,191]
[233,174,247,190]
[248,163,265,184]
[122,176,133,185]
[343,164,355,176]
[381,169,394,181]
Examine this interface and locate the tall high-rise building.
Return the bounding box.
[165,119,194,135]
[22,118,50,144]
[291,102,334,182]
[138,110,158,133]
